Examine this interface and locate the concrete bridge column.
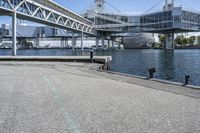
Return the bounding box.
[121,37,124,44]
[12,11,17,56]
[60,38,62,48]
[108,39,110,50]
[63,37,67,48]
[81,31,84,52]
[66,38,68,48]
[96,37,99,50]
[112,38,115,49]
[72,32,75,52]
[102,37,105,48]
[165,33,174,50]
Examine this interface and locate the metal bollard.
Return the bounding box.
[90,49,94,63]
[148,67,156,78]
[185,75,190,85]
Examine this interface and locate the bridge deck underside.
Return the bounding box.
[0,8,11,16]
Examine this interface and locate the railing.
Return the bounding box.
[32,0,93,26]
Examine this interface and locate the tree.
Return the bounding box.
[175,35,184,45]
[158,35,166,45]
[152,42,162,48]
[182,38,189,46]
[188,36,196,45]
[197,36,200,45]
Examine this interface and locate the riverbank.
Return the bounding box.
[0,61,200,133]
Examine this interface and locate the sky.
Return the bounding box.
[53,0,200,14]
[1,0,200,24]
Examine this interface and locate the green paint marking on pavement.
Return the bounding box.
[39,71,81,133]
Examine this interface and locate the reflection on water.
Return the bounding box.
[0,48,200,86]
[158,51,175,80]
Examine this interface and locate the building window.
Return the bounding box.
[6,29,9,35]
[53,28,58,36]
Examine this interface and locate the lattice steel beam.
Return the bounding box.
[0,0,95,35]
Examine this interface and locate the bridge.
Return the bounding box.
[0,0,95,55]
[1,0,200,55]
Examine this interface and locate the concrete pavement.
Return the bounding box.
[0,62,200,133]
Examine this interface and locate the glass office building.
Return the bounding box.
[140,7,200,33]
[140,10,173,31]
[182,10,200,30]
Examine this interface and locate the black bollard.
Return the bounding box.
[185,75,190,85]
[90,49,94,62]
[148,67,156,78]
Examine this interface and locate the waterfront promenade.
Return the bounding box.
[0,61,200,133]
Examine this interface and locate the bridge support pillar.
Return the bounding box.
[61,37,64,48]
[96,38,99,50]
[65,38,68,48]
[12,11,17,56]
[72,32,75,52]
[102,37,105,49]
[165,33,174,50]
[81,31,84,52]
[108,40,110,49]
[112,38,115,49]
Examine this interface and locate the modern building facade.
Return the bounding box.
[0,23,96,48]
[83,0,200,49]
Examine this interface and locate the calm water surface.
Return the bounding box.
[1,48,200,86]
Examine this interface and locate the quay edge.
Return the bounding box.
[0,56,112,70]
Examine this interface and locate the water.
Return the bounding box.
[1,48,200,86]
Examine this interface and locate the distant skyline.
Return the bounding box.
[0,0,200,24]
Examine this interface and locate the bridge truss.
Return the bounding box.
[0,0,96,55]
[0,0,95,34]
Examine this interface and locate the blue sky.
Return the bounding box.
[53,0,200,14]
[1,0,200,24]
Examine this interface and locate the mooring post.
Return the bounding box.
[12,11,17,56]
[90,48,94,63]
[148,67,156,78]
[185,75,190,85]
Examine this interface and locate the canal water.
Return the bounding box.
[1,49,200,86]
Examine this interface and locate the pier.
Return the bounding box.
[0,61,200,132]
[0,56,112,64]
